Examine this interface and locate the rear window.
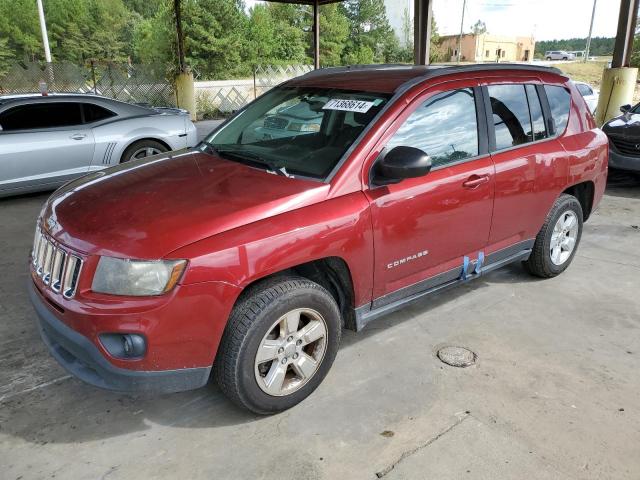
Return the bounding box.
[83,103,115,123]
[544,85,571,135]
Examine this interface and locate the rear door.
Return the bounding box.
[366,80,495,305]
[484,82,565,253]
[0,101,95,193]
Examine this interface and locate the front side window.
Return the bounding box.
[488,84,533,150]
[386,88,479,169]
[0,102,83,131]
[544,85,571,135]
[204,86,390,180]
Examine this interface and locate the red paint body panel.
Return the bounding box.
[30,66,609,377]
[43,151,328,258]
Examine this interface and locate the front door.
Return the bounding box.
[0,102,95,193]
[365,81,495,305]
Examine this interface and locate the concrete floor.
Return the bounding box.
[0,172,639,480]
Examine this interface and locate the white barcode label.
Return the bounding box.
[322,99,375,113]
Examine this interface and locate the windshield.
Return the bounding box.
[202,86,391,180]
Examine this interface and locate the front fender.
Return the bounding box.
[170,192,375,308]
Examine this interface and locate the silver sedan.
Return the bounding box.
[0,94,198,197]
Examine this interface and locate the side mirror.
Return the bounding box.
[620,104,632,114]
[373,146,432,185]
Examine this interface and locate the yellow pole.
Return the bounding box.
[595,67,638,125]
[175,70,196,121]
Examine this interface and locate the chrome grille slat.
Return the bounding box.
[63,255,82,299]
[31,227,83,299]
[51,249,65,292]
[42,242,54,284]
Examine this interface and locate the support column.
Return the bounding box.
[313,0,320,69]
[596,0,639,124]
[414,0,433,65]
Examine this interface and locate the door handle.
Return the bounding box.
[462,174,490,189]
[70,133,87,140]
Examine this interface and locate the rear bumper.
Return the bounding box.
[609,149,640,172]
[29,281,211,393]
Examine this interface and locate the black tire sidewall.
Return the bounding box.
[235,284,341,414]
[539,197,583,275]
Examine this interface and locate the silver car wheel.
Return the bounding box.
[132,147,163,159]
[254,308,328,397]
[550,210,579,266]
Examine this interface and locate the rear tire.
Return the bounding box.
[120,139,168,163]
[215,277,341,414]
[524,194,583,278]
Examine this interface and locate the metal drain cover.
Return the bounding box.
[437,346,476,367]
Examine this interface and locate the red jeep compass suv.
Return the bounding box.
[29,64,608,413]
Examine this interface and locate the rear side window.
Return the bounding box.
[488,84,532,150]
[83,103,115,123]
[525,85,548,141]
[386,88,479,168]
[544,85,571,135]
[0,102,82,131]
[576,84,593,96]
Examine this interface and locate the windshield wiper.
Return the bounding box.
[205,144,291,177]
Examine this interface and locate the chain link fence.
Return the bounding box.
[0,62,313,116]
[0,61,176,107]
[195,65,313,118]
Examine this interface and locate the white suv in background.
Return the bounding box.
[545,51,575,61]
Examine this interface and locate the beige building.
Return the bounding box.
[439,33,535,63]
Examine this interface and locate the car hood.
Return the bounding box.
[42,150,329,259]
[602,112,640,138]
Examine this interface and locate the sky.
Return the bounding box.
[248,0,623,42]
[428,0,622,40]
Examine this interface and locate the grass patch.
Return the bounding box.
[556,61,608,87]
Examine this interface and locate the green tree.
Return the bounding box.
[340,0,396,64]
[0,37,15,75]
[0,0,132,63]
[470,20,487,35]
[246,4,278,65]
[319,4,349,66]
[0,0,42,61]
[268,4,310,64]
[131,4,174,66]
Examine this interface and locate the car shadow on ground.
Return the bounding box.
[606,169,640,199]
[1,170,638,446]
[1,260,530,445]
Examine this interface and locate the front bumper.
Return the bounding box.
[29,281,211,393]
[609,149,640,172]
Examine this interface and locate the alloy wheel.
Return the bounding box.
[132,147,163,159]
[254,308,328,396]
[550,210,579,265]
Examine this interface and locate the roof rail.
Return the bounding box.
[298,62,566,89]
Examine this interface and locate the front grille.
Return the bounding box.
[32,227,82,299]
[609,136,640,157]
[264,116,288,130]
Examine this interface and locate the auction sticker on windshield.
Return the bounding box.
[323,98,375,113]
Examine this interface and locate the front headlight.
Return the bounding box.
[92,257,187,296]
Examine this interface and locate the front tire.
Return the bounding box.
[524,194,583,278]
[215,277,342,414]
